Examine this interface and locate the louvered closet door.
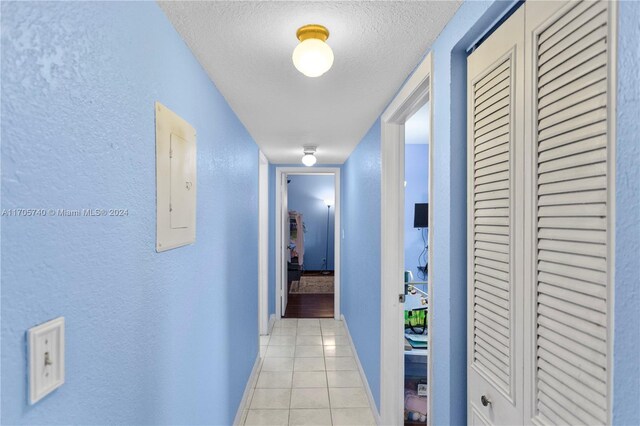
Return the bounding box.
[467,7,525,425]
[524,1,614,424]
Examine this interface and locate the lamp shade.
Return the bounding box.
[301,153,317,167]
[292,38,334,78]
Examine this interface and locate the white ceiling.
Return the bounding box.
[159,1,460,164]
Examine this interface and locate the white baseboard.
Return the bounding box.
[341,314,382,425]
[268,314,276,334]
[233,354,262,426]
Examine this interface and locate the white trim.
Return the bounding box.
[258,151,269,336]
[606,1,617,421]
[341,314,382,425]
[380,52,433,426]
[275,167,341,320]
[233,354,262,426]
[268,313,276,334]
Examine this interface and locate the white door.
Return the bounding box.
[468,1,614,425]
[467,7,525,425]
[524,1,614,424]
[281,172,289,316]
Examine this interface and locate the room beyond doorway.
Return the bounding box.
[284,174,335,318]
[284,271,335,318]
[274,167,341,322]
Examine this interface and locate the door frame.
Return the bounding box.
[258,151,269,335]
[380,53,433,425]
[274,166,341,320]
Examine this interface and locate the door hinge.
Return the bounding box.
[399,294,405,303]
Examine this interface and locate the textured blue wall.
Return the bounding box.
[1,2,258,424]
[287,175,335,271]
[341,123,382,410]
[404,144,429,281]
[613,2,640,424]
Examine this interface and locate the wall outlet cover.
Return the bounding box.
[28,317,65,404]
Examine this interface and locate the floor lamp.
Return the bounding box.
[322,199,332,274]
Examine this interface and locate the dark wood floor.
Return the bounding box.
[283,271,334,318]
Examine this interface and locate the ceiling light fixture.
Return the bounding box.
[301,146,317,167]
[292,24,334,78]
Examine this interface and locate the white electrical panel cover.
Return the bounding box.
[156,102,197,252]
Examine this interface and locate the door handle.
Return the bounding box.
[481,395,491,407]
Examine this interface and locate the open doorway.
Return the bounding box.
[275,167,341,321]
[380,53,432,425]
[284,174,335,318]
[403,103,430,425]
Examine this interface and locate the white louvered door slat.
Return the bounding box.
[525,1,613,425]
[467,6,524,425]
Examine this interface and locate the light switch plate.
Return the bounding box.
[28,317,65,404]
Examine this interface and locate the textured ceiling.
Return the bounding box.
[159,1,460,164]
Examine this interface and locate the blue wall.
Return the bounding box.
[613,2,640,424]
[341,123,382,410]
[404,144,429,281]
[1,2,258,424]
[287,175,335,270]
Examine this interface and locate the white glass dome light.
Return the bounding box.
[292,24,334,78]
[301,146,317,167]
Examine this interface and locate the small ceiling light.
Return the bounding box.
[292,24,334,78]
[301,146,317,167]
[324,199,334,207]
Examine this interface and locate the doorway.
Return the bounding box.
[275,167,341,320]
[284,174,335,318]
[403,103,430,425]
[380,53,433,425]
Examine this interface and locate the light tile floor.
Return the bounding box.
[242,319,376,426]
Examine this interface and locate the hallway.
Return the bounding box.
[1,1,638,425]
[241,319,375,425]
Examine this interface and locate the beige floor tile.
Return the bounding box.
[250,388,291,409]
[323,345,352,357]
[270,335,297,346]
[292,371,327,388]
[294,357,325,372]
[324,357,357,371]
[266,345,295,357]
[297,319,320,326]
[328,388,369,408]
[289,409,332,426]
[245,409,290,425]
[262,357,294,372]
[256,371,293,389]
[272,327,298,336]
[326,371,363,388]
[322,335,350,346]
[290,388,330,409]
[274,319,298,328]
[296,327,322,336]
[295,345,325,358]
[296,335,323,346]
[331,408,376,426]
[320,327,346,336]
[260,335,271,345]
